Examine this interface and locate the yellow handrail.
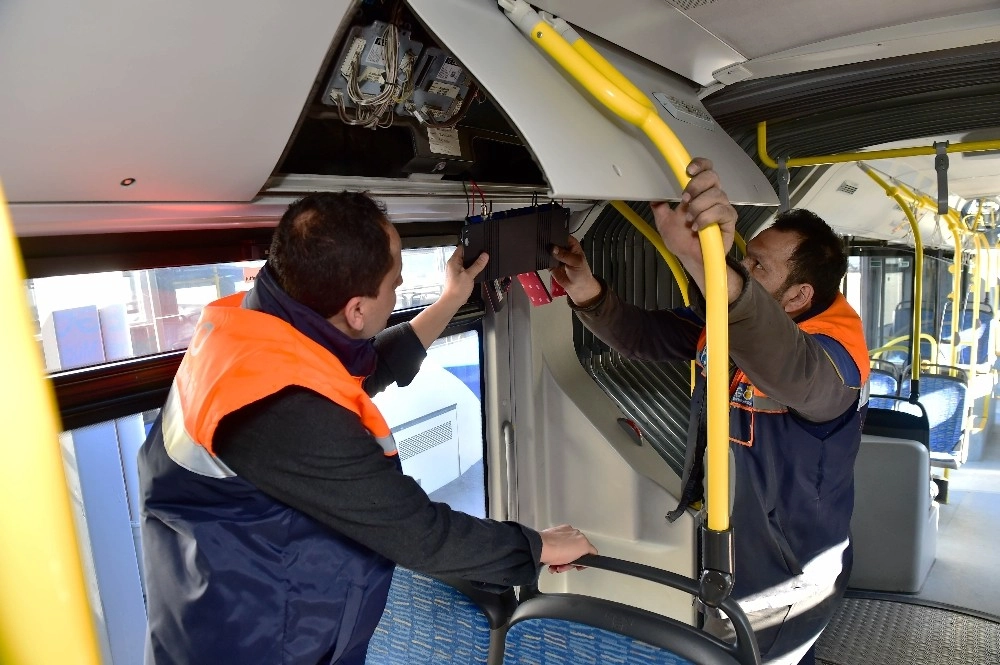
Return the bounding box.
[538,13,656,112]
[869,334,938,363]
[608,201,696,392]
[503,1,730,532]
[757,121,1000,169]
[0,180,102,664]
[859,164,923,385]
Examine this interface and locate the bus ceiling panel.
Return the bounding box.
[0,0,353,204]
[405,0,776,206]
[523,0,743,87]
[792,163,957,250]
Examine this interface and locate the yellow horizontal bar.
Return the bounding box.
[758,121,1000,169]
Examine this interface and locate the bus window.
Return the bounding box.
[397,246,451,310]
[372,329,486,517]
[27,261,264,373]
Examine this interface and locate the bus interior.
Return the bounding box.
[2,1,1000,664]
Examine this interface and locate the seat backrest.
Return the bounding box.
[862,400,930,449]
[502,556,758,665]
[367,567,516,665]
[867,367,899,411]
[900,372,967,455]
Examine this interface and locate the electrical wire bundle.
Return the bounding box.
[336,6,414,129]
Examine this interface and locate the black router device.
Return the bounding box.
[460,203,571,283]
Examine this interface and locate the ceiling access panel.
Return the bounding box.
[0,0,354,204]
[524,0,745,87]
[406,0,776,206]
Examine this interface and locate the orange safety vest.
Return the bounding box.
[161,293,396,478]
[697,293,870,423]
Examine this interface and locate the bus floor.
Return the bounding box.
[815,397,1000,665]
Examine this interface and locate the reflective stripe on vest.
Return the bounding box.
[163,293,397,477]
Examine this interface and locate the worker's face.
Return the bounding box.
[362,222,403,338]
[741,228,808,313]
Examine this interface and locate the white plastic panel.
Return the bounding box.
[528,0,745,87]
[0,0,352,203]
[407,0,776,206]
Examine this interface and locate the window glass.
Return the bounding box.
[29,245,457,373]
[397,246,452,310]
[372,330,486,517]
[28,262,264,373]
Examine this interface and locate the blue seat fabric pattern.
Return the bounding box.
[503,619,696,665]
[366,567,492,665]
[899,376,965,454]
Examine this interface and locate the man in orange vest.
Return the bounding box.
[552,158,869,665]
[138,191,597,664]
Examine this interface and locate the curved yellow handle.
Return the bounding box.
[0,180,101,664]
[529,19,731,532]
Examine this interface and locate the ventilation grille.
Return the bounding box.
[836,181,859,195]
[666,0,718,11]
[573,202,693,474]
[397,421,453,461]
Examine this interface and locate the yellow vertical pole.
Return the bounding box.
[0,180,102,665]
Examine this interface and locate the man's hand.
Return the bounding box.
[539,524,598,574]
[651,157,737,270]
[410,246,488,349]
[440,245,489,307]
[551,236,602,307]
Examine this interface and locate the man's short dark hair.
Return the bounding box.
[771,209,847,312]
[268,192,393,318]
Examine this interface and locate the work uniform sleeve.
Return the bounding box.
[572,277,704,362]
[363,322,427,396]
[214,387,542,587]
[691,260,859,423]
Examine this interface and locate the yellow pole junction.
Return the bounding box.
[757,121,1000,169]
[0,180,102,665]
[501,0,730,532]
[859,164,923,383]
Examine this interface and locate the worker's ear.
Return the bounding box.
[335,296,368,337]
[781,282,814,314]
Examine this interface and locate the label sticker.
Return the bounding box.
[365,36,387,67]
[436,56,463,83]
[427,127,461,156]
[428,81,460,99]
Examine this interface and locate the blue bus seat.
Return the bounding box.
[367,567,517,665]
[502,555,758,665]
[899,367,968,469]
[867,365,899,411]
[941,302,993,366]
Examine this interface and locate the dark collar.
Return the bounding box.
[242,263,377,377]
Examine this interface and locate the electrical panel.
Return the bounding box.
[321,21,423,116]
[396,48,474,126]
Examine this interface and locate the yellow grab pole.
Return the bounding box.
[945,214,963,367]
[0,180,102,665]
[758,121,1000,169]
[505,1,730,532]
[538,13,656,112]
[609,200,697,392]
[860,164,923,381]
